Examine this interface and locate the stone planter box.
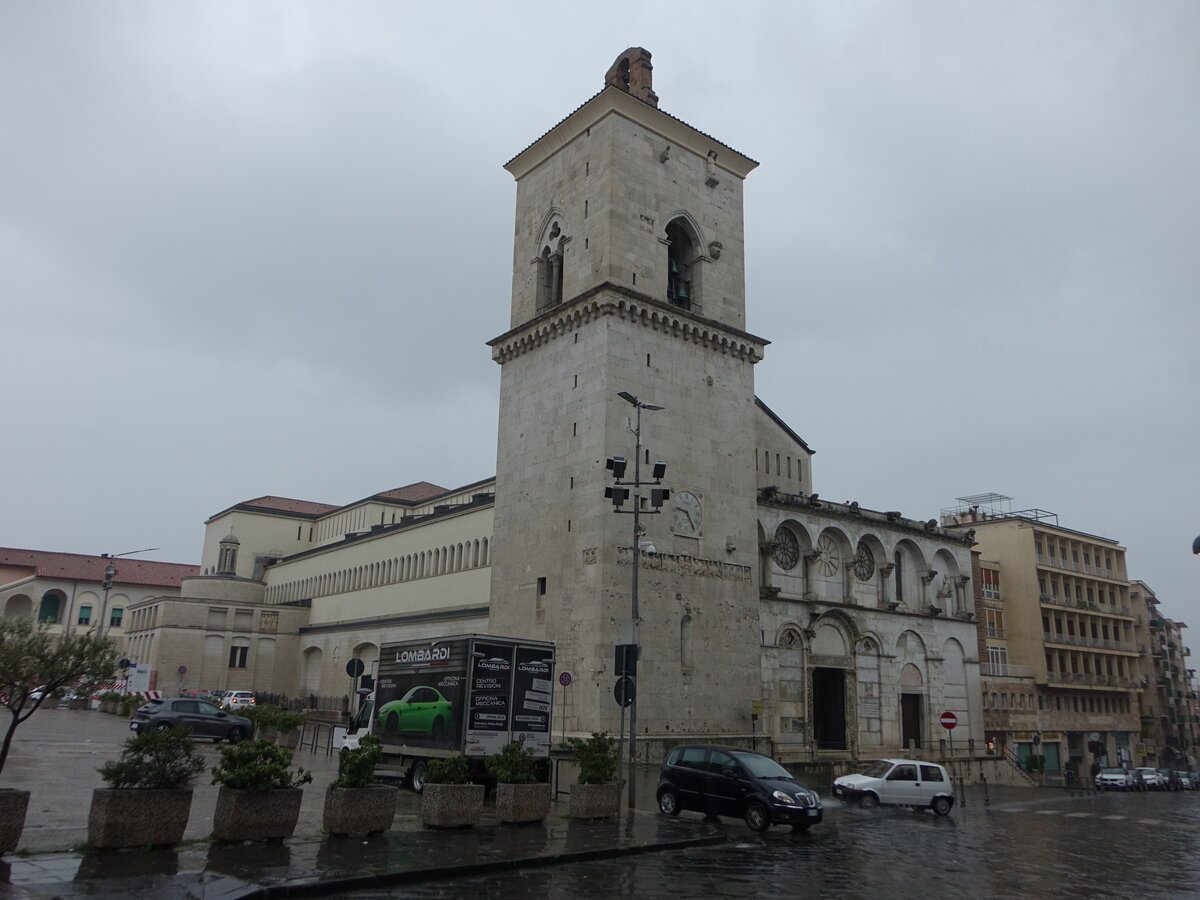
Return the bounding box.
[420,783,484,828]
[87,788,193,848]
[275,730,300,750]
[0,789,30,853]
[257,726,279,744]
[495,782,551,823]
[99,700,118,714]
[323,784,398,835]
[569,783,619,819]
[67,698,89,710]
[212,787,303,841]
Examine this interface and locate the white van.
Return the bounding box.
[832,759,955,815]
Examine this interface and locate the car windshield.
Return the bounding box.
[732,753,793,780]
[861,760,895,778]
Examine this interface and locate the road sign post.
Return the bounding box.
[940,711,957,760]
[558,672,572,746]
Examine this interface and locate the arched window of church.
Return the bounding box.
[665,218,698,310]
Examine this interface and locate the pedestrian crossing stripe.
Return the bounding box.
[1102,815,1126,820]
[1035,810,1062,815]
[1064,813,1092,818]
[1137,819,1163,825]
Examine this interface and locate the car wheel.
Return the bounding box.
[409,760,428,794]
[430,716,445,741]
[858,792,880,810]
[744,800,770,832]
[931,796,952,816]
[385,713,399,734]
[226,726,246,744]
[658,789,681,817]
[153,722,172,733]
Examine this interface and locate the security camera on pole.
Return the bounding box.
[605,390,669,811]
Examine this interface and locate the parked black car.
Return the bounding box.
[130,698,253,743]
[656,744,823,832]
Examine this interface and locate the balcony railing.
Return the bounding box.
[987,626,1006,640]
[981,663,1033,678]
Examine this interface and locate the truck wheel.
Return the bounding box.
[409,760,428,794]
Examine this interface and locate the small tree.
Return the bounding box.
[562,732,618,784]
[99,727,207,790]
[0,619,118,776]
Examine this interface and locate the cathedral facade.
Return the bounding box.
[121,49,982,763]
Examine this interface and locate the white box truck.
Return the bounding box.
[341,633,555,791]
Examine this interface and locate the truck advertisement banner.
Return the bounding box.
[465,641,515,756]
[512,646,555,756]
[374,638,469,752]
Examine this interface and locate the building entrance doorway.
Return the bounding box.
[812,667,846,750]
[901,693,923,749]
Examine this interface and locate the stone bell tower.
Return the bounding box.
[489,49,767,749]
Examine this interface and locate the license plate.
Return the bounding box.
[128,722,138,731]
[805,808,819,816]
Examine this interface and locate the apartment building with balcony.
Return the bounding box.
[1131,580,1197,767]
[945,494,1140,774]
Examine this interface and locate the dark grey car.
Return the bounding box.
[130,698,253,743]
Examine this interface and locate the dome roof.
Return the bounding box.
[220,533,240,545]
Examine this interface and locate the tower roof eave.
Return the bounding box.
[504,86,758,182]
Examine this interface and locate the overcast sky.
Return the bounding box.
[2,2,1197,624]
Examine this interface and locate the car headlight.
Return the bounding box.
[772,790,797,805]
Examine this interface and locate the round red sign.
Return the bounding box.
[940,711,958,730]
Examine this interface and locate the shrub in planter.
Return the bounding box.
[98,691,123,714]
[421,755,483,828]
[562,733,619,819]
[273,710,306,750]
[324,734,397,835]
[210,739,312,841]
[487,742,550,823]
[239,706,275,742]
[88,726,206,848]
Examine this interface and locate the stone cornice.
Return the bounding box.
[489,282,768,365]
[758,487,977,547]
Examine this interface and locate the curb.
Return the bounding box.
[249,831,728,898]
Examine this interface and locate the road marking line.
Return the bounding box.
[1137,818,1163,825]
[1035,810,1062,815]
[1065,812,1093,818]
[1102,815,1126,820]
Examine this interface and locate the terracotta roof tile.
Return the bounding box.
[236,496,341,516]
[0,548,198,589]
[372,482,449,504]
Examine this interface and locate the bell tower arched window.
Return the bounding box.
[665,218,697,310]
[534,218,567,313]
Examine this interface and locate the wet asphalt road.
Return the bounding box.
[338,781,1200,899]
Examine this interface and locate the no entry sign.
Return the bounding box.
[940,711,958,730]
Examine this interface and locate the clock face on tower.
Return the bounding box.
[671,491,702,536]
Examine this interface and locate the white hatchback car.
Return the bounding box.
[832,759,956,815]
[220,690,256,710]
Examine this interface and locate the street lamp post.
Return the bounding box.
[95,548,158,640]
[608,390,668,812]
